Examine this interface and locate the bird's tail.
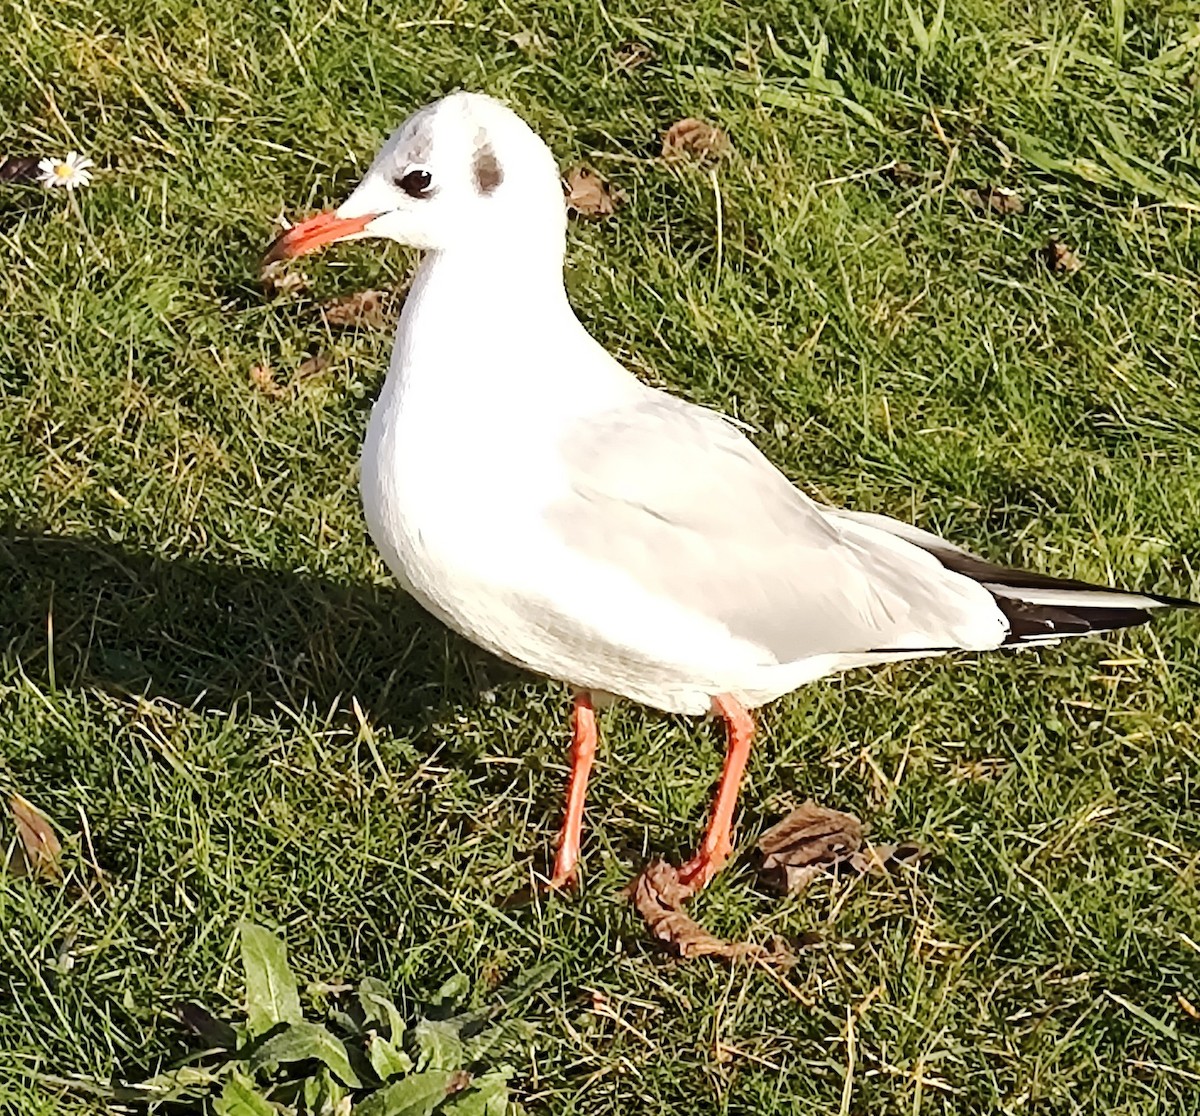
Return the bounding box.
[828,509,1196,646]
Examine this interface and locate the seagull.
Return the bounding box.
[265,92,1194,892]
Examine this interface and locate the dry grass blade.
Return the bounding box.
[613,41,653,70]
[8,793,63,879]
[885,161,921,185]
[563,166,620,218]
[661,119,731,163]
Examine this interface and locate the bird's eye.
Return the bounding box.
[395,167,434,198]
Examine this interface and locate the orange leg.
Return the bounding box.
[548,693,597,890]
[678,694,756,890]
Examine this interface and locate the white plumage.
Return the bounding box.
[268,91,1182,718]
[264,92,1192,890]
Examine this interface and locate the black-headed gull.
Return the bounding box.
[265,92,1194,892]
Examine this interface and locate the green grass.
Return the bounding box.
[2,0,1200,1111]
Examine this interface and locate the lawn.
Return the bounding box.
[2,0,1199,1112]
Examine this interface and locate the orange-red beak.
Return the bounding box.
[263,210,379,263]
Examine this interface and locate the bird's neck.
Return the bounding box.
[416,238,570,313]
[384,243,577,395]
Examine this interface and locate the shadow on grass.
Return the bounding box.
[0,531,527,727]
[0,532,704,887]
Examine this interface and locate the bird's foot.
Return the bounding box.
[545,865,580,893]
[676,838,731,893]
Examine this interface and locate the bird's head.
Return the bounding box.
[264,92,566,262]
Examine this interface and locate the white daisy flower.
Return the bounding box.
[37,151,95,190]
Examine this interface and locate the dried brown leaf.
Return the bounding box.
[0,156,40,183]
[564,166,620,218]
[628,861,755,959]
[756,803,926,893]
[320,289,397,330]
[248,364,286,399]
[963,185,1025,215]
[1178,992,1200,1022]
[627,861,793,965]
[296,352,333,380]
[260,260,309,299]
[756,801,862,893]
[846,841,927,877]
[661,118,731,163]
[8,793,62,879]
[614,41,654,70]
[1038,238,1082,275]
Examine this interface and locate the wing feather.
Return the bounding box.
[545,394,1006,662]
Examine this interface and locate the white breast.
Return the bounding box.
[359,251,637,655]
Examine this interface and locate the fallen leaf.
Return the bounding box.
[614,41,654,70]
[962,185,1025,215]
[564,166,620,218]
[248,364,286,399]
[260,260,309,299]
[296,352,333,380]
[0,156,40,183]
[320,289,397,330]
[661,118,731,163]
[7,793,62,879]
[847,841,926,876]
[1178,992,1200,1021]
[1037,238,1083,275]
[627,860,792,964]
[628,860,754,959]
[755,801,863,894]
[756,802,927,893]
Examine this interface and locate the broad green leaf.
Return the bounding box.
[303,1067,347,1116]
[250,1020,362,1087]
[441,1071,513,1116]
[369,1033,415,1080]
[213,1071,275,1116]
[412,1019,464,1071]
[240,922,303,1037]
[359,976,406,1038]
[176,1001,238,1050]
[463,1020,535,1063]
[430,973,469,1008]
[354,1069,466,1116]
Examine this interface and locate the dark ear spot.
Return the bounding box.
[473,144,503,195]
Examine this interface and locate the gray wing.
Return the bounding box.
[545,393,1004,662]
